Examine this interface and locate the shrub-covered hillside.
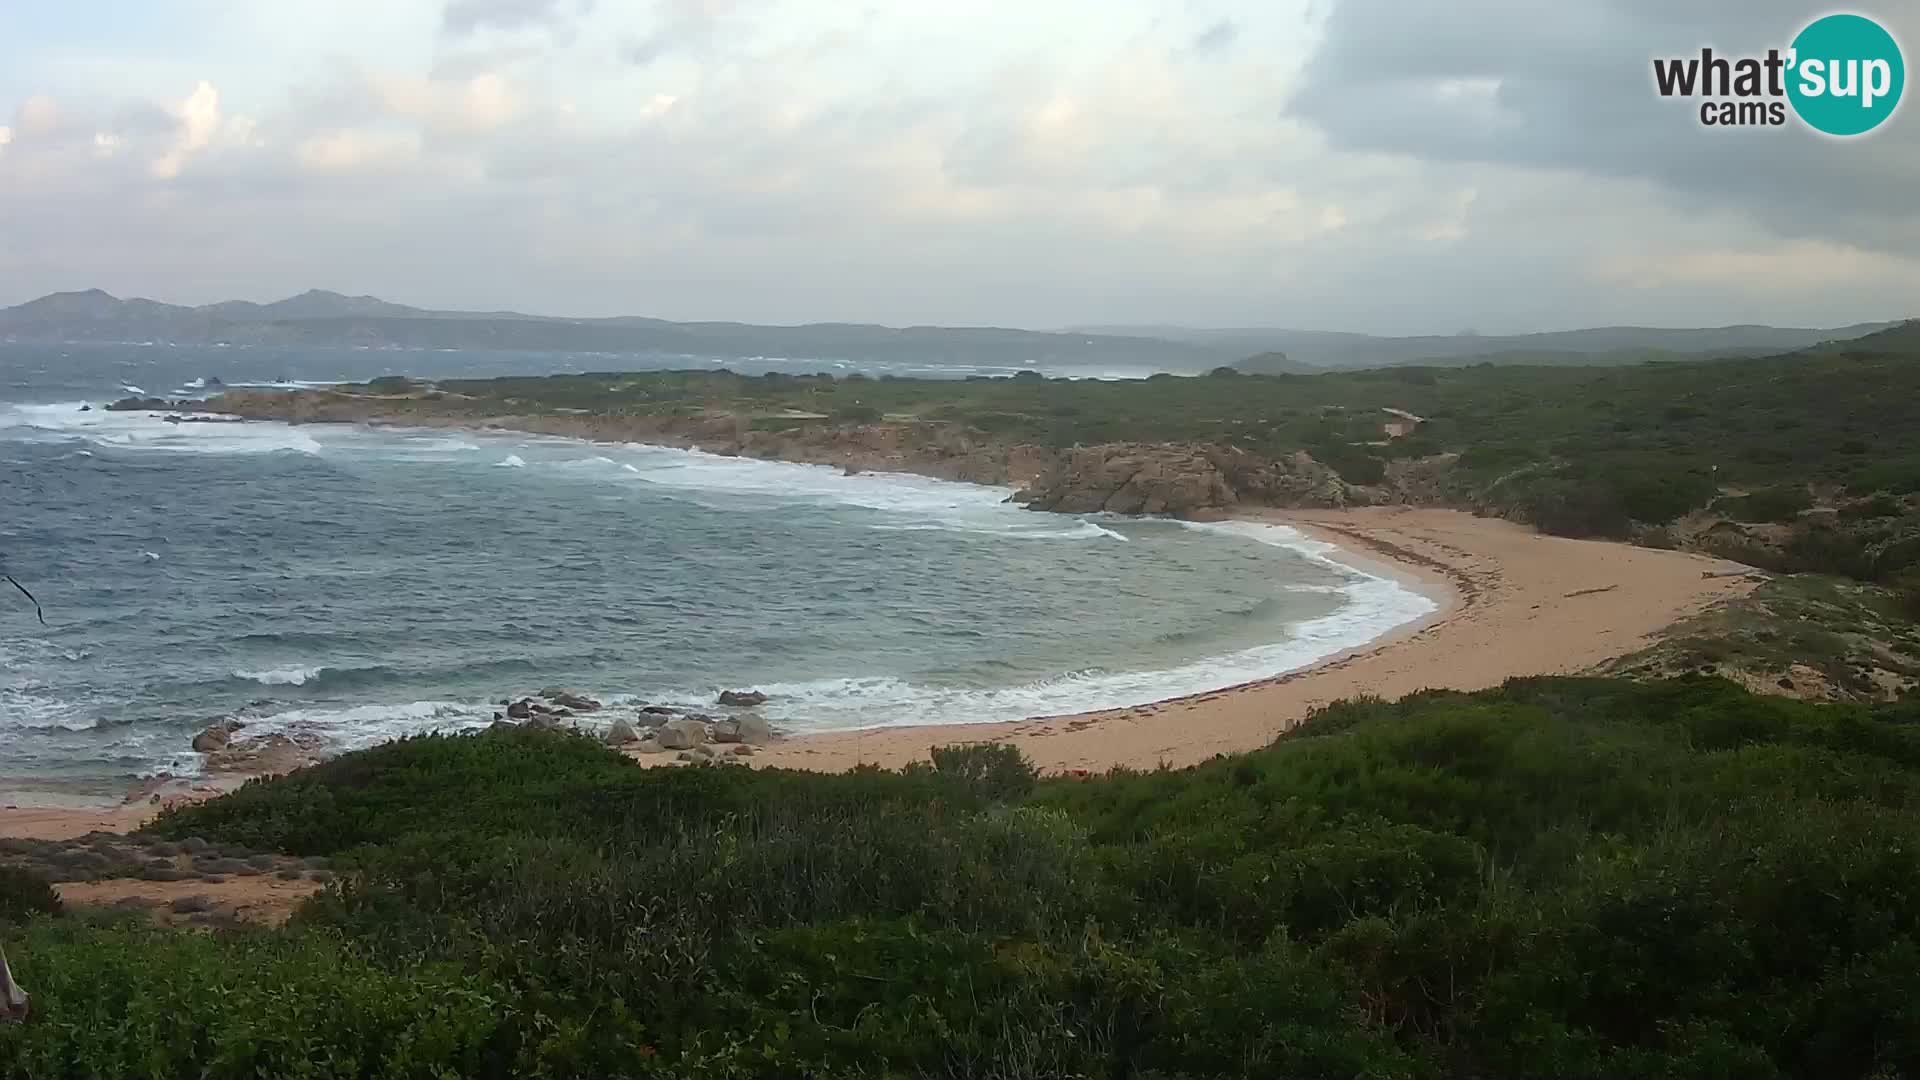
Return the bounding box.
[216,321,1920,582]
[5,676,1920,1078]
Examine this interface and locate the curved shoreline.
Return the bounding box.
[1,416,1757,835]
[732,506,1758,774]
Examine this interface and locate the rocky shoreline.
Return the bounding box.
[179,686,780,779]
[117,388,1458,519]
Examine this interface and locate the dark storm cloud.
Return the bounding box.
[1287,0,1920,251]
[441,0,593,36]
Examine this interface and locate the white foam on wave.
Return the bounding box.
[591,441,1124,542]
[494,454,527,468]
[235,664,326,686]
[0,402,323,455]
[624,526,1438,734]
[237,699,496,754]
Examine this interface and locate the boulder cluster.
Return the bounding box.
[186,688,779,774]
[492,687,776,765]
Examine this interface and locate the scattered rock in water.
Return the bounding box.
[506,699,534,720]
[717,689,768,707]
[712,713,773,745]
[655,718,709,751]
[203,732,323,775]
[541,689,601,712]
[640,705,677,716]
[190,719,245,754]
[603,718,640,746]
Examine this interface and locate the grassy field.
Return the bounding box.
[5,677,1920,1077]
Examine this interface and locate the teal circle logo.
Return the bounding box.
[1787,13,1904,136]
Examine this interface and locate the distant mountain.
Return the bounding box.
[0,289,1239,370]
[199,289,428,322]
[1073,322,1903,369]
[1,289,1899,373]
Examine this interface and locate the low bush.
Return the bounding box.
[0,867,59,921]
[10,678,1920,1077]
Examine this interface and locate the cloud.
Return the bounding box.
[1287,0,1920,253]
[441,0,592,37]
[152,82,223,179]
[1,0,1915,333]
[1191,20,1239,54]
[621,0,749,65]
[13,95,61,140]
[296,129,422,172]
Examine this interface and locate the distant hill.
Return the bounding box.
[0,289,1236,369]
[1075,321,1901,369]
[1,288,1898,372]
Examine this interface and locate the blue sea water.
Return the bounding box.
[0,344,1436,798]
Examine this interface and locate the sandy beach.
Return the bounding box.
[736,506,1758,773]
[2,506,1757,840]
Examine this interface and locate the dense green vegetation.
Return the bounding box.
[7,678,1920,1077]
[373,322,1920,576]
[1603,574,1920,702]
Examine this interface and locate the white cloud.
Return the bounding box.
[151,81,226,179]
[13,95,61,139]
[296,129,422,172]
[1592,240,1920,294]
[0,0,1913,332]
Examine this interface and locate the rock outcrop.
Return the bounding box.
[712,713,773,745]
[190,720,244,754]
[1013,443,1355,517]
[654,718,709,751]
[717,689,768,707]
[541,688,601,712]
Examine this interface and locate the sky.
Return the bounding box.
[0,0,1915,334]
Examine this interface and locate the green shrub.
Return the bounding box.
[0,923,506,1078]
[26,677,1920,1077]
[930,741,1038,802]
[829,403,881,424]
[0,866,60,921]
[363,375,418,394]
[1893,569,1920,620]
[1720,484,1814,523]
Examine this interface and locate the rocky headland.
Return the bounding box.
[132,387,1453,519]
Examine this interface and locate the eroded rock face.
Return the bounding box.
[717,690,768,707]
[1015,445,1230,515]
[1013,443,1358,517]
[190,720,244,754]
[203,732,323,775]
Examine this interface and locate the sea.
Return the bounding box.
[0,343,1438,801]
